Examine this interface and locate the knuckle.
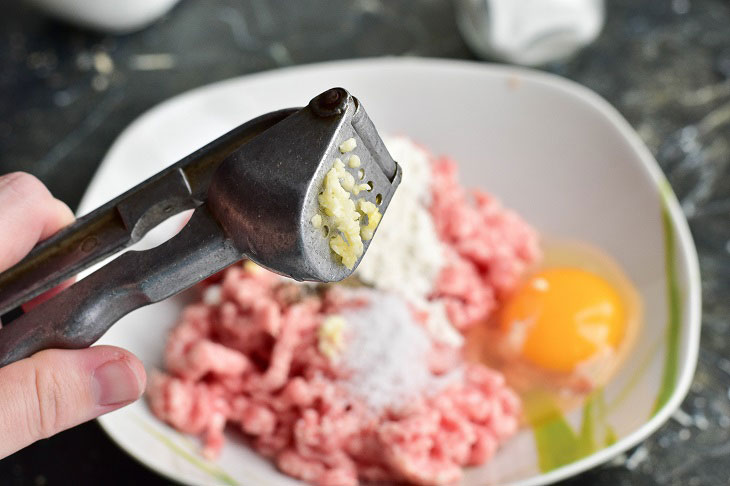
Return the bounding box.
[1,172,49,201]
[29,365,65,440]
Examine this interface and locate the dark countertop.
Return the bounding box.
[1,1,729,485]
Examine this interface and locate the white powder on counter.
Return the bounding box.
[355,136,462,347]
[338,290,462,412]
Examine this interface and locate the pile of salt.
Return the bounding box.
[338,291,462,412]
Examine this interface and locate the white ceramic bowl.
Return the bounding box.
[77,58,701,486]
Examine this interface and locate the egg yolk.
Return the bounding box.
[499,267,626,373]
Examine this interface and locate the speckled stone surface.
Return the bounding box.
[0,1,728,485]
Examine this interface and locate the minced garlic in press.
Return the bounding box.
[339,137,357,153]
[314,138,383,269]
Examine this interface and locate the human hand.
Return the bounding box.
[0,172,146,459]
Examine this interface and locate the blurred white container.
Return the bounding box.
[455,0,605,66]
[27,0,180,33]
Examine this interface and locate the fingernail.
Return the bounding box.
[92,359,144,406]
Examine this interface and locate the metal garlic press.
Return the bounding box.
[0,87,402,368]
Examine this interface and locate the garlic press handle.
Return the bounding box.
[0,108,296,317]
[0,206,239,368]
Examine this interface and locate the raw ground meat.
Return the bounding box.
[430,158,540,330]
[148,144,539,486]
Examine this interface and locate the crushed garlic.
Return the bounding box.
[350,182,371,195]
[358,199,382,241]
[318,315,346,361]
[313,141,383,269]
[339,138,357,153]
[348,154,361,168]
[318,159,363,269]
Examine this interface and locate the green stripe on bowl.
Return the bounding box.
[653,181,682,415]
[134,417,238,486]
[527,389,613,472]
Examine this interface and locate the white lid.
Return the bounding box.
[457,0,605,65]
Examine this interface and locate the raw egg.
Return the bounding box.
[465,238,641,401]
[497,239,641,386]
[499,267,626,373]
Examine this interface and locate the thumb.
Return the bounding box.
[0,345,146,459]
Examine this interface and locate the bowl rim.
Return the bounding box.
[91,57,702,486]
